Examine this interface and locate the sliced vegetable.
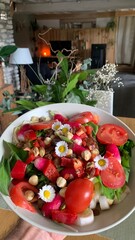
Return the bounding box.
[106,144,121,163]
[97,124,128,146]
[53,114,68,123]
[11,160,27,179]
[41,194,63,218]
[75,208,94,226]
[51,209,77,225]
[9,182,38,212]
[43,160,59,183]
[34,157,48,171]
[30,120,55,131]
[100,157,126,189]
[69,111,95,124]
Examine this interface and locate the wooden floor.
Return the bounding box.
[113,72,135,118]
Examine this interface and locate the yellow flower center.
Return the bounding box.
[62,128,68,134]
[55,125,60,130]
[44,190,51,199]
[98,159,106,167]
[59,145,66,153]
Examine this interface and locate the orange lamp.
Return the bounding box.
[41,46,51,57]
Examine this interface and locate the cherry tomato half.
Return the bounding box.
[69,111,96,125]
[97,123,128,146]
[9,182,38,213]
[65,178,93,213]
[100,157,126,189]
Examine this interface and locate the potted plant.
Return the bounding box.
[0,51,97,115]
[79,62,123,114]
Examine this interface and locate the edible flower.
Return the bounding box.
[55,141,68,157]
[61,124,71,135]
[94,155,108,170]
[52,121,62,131]
[38,185,55,202]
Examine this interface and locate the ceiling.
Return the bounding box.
[13,0,135,15]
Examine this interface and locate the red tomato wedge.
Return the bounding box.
[100,157,126,189]
[65,178,93,213]
[69,111,96,125]
[97,123,128,146]
[11,160,27,179]
[30,120,55,131]
[9,182,38,213]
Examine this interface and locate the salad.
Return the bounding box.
[0,110,134,226]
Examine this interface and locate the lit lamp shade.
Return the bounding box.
[41,46,51,57]
[9,48,33,65]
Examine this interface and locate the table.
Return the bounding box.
[0,117,134,240]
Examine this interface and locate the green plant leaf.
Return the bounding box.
[0,45,17,58]
[67,92,81,103]
[36,101,54,107]
[32,85,48,96]
[52,81,64,102]
[62,73,80,98]
[15,99,37,110]
[57,51,68,78]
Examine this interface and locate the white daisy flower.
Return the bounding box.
[61,124,71,135]
[52,121,62,131]
[55,141,68,157]
[94,155,109,170]
[38,185,55,202]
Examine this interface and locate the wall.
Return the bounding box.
[13,13,35,55]
[0,0,20,90]
[36,28,116,63]
[37,19,60,29]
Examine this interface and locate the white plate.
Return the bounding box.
[0,103,135,236]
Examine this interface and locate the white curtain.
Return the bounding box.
[115,16,135,66]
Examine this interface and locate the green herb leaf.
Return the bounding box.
[0,156,11,195]
[119,139,135,182]
[4,141,28,162]
[102,184,115,199]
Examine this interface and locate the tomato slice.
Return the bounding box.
[97,123,128,146]
[69,111,96,125]
[65,178,93,213]
[30,120,55,131]
[9,182,38,212]
[100,157,126,189]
